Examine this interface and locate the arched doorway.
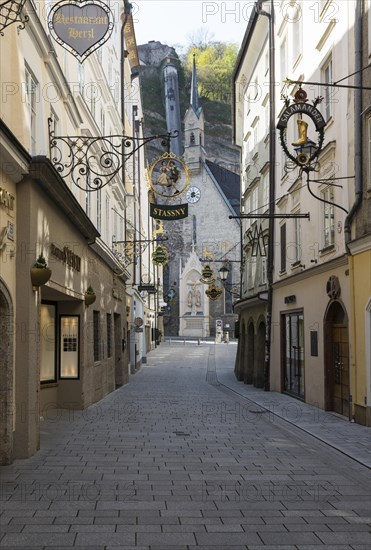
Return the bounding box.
[0,279,13,464]
[324,300,350,418]
[244,322,254,384]
[254,320,265,388]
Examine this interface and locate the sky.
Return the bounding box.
[133,0,253,52]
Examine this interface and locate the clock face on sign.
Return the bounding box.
[186,186,201,203]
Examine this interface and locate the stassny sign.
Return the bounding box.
[150,203,188,220]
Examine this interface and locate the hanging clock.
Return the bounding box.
[186,186,201,203]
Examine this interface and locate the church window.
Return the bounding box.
[190,132,195,145]
[192,215,197,244]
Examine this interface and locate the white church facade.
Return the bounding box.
[161,56,241,338]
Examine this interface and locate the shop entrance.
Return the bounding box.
[0,280,13,464]
[324,301,350,418]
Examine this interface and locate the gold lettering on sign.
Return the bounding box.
[0,187,15,210]
[55,14,108,25]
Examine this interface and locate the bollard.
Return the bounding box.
[198,338,200,345]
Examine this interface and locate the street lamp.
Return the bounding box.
[293,138,317,170]
[218,264,229,282]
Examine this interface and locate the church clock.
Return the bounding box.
[186,186,201,203]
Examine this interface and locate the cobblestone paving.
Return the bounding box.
[0,343,370,549]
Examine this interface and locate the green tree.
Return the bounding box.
[183,41,238,103]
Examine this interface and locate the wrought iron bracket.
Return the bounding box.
[48,118,179,191]
[0,0,28,35]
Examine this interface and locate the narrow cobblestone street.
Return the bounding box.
[1,342,370,549]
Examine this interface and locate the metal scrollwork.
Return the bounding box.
[49,118,178,191]
[0,0,29,36]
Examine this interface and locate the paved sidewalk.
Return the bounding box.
[0,341,370,549]
[212,343,371,469]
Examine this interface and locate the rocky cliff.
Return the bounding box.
[138,41,240,172]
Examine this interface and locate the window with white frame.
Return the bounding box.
[262,171,269,212]
[100,108,105,135]
[322,186,335,248]
[105,194,110,242]
[25,66,37,154]
[260,256,267,285]
[252,117,259,149]
[293,210,301,263]
[252,186,258,216]
[280,37,287,84]
[247,257,256,289]
[78,63,85,95]
[245,194,252,230]
[96,188,102,233]
[291,1,302,66]
[322,57,333,121]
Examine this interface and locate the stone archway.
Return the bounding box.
[324,300,350,418]
[235,321,245,381]
[0,279,14,464]
[254,320,266,388]
[244,321,254,384]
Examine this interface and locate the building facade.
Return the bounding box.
[234,0,363,419]
[0,0,154,463]
[346,0,371,425]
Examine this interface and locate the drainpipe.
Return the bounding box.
[121,1,131,239]
[344,0,363,249]
[257,0,276,391]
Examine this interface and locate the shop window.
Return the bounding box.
[107,313,112,358]
[322,186,335,248]
[322,57,333,121]
[60,316,80,379]
[40,303,57,383]
[283,311,305,399]
[93,310,100,362]
[25,66,38,154]
[280,223,286,272]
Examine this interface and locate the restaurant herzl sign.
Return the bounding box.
[48,0,114,63]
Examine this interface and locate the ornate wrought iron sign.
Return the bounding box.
[0,0,28,35]
[49,118,176,191]
[152,244,169,266]
[205,283,223,301]
[148,152,189,199]
[48,0,114,63]
[277,87,326,168]
[245,223,268,257]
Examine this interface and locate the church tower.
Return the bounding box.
[163,55,182,157]
[183,55,205,174]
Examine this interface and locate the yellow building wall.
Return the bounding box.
[349,250,371,408]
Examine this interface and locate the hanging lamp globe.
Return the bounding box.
[152,244,169,266]
[201,264,213,280]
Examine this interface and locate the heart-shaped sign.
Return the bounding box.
[48,0,114,63]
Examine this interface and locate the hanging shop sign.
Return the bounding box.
[152,244,169,266]
[150,203,188,220]
[48,0,114,63]
[200,264,216,284]
[205,283,223,301]
[148,152,189,200]
[123,13,139,68]
[276,87,326,167]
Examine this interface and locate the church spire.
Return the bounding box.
[190,54,199,114]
